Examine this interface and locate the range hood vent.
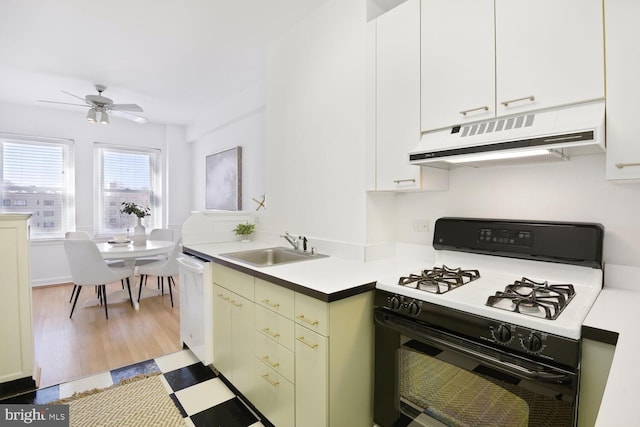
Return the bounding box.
[410,99,605,168]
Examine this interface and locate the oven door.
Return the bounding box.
[374,309,578,427]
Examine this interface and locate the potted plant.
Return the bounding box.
[233,222,255,242]
[120,202,151,245]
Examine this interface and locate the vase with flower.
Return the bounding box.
[120,202,151,246]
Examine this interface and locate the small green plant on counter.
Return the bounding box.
[233,222,256,237]
[120,202,151,218]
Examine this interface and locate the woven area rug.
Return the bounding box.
[50,374,184,427]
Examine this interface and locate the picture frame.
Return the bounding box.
[206,146,242,211]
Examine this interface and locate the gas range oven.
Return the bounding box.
[374,218,604,427]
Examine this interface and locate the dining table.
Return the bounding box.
[85,239,175,310]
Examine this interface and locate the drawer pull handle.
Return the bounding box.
[615,162,640,169]
[262,299,280,308]
[296,314,319,326]
[229,300,242,307]
[297,336,319,349]
[261,328,280,339]
[262,374,279,387]
[261,355,280,368]
[500,95,535,107]
[393,179,416,184]
[459,105,489,116]
[216,294,229,301]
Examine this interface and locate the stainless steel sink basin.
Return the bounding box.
[220,247,328,267]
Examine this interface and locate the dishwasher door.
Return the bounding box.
[178,254,213,365]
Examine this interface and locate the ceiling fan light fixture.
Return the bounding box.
[100,111,110,125]
[86,108,97,123]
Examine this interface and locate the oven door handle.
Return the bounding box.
[375,310,573,383]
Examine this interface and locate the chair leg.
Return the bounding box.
[125,277,134,307]
[138,275,145,302]
[121,279,125,289]
[98,286,103,305]
[167,276,174,307]
[102,285,109,319]
[69,285,77,303]
[70,285,82,319]
[160,277,164,295]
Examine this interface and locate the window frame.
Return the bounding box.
[94,143,162,237]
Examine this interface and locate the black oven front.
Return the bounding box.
[373,306,579,427]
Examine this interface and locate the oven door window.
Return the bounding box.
[398,340,575,427]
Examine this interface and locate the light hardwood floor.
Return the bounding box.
[32,277,181,388]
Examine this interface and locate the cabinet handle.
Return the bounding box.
[261,327,280,339]
[261,374,279,387]
[500,96,535,107]
[229,300,242,307]
[297,336,319,349]
[459,106,489,116]
[216,294,229,301]
[261,355,280,368]
[393,179,416,184]
[262,299,280,308]
[296,314,319,326]
[615,162,640,169]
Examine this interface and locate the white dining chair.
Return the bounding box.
[64,239,135,319]
[136,239,181,307]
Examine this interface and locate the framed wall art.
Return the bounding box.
[206,146,242,210]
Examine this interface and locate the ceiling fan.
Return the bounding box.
[38,84,147,124]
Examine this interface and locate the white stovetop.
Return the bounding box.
[376,251,603,339]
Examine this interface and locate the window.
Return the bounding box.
[0,134,74,239]
[94,144,161,236]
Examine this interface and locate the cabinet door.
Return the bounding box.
[254,358,295,427]
[605,0,640,181]
[295,324,329,427]
[496,0,604,116]
[376,0,421,190]
[421,0,495,132]
[212,285,232,376]
[230,293,255,400]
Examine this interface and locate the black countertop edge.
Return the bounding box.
[582,325,619,346]
[183,247,376,303]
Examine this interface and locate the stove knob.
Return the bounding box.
[388,296,402,311]
[407,301,421,317]
[522,333,543,352]
[493,324,511,343]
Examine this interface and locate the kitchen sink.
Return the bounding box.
[220,247,328,267]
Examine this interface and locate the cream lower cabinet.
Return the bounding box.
[212,265,255,400]
[0,213,35,395]
[578,338,617,427]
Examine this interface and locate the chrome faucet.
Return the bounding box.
[281,232,299,250]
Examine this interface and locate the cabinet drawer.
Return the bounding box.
[295,292,329,336]
[255,305,295,351]
[295,324,329,427]
[255,331,294,383]
[254,358,295,427]
[255,278,294,319]
[212,264,254,300]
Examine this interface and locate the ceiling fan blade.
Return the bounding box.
[61,90,89,103]
[37,100,87,107]
[109,109,147,124]
[110,103,143,112]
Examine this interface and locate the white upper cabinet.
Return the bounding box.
[495,0,604,116]
[421,0,495,132]
[375,0,448,191]
[605,0,640,181]
[421,0,604,132]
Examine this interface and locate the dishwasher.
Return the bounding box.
[178,253,213,365]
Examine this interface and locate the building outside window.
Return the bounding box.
[0,134,75,239]
[94,144,161,236]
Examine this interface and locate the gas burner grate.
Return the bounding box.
[398,265,480,294]
[486,277,576,320]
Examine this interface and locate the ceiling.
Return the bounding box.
[0,0,329,126]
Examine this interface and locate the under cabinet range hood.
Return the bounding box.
[410,99,605,168]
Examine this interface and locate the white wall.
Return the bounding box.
[263,0,369,249]
[388,153,640,266]
[186,81,266,212]
[0,102,191,285]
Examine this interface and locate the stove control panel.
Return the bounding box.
[478,227,532,247]
[385,295,422,317]
[488,323,549,357]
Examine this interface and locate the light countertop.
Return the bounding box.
[582,264,639,427]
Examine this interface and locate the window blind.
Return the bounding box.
[0,134,75,239]
[94,144,161,236]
